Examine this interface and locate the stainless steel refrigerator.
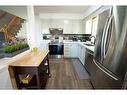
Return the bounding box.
[91,6,127,89]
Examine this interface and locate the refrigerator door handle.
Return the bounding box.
[101,17,110,60]
[93,59,118,80]
[103,15,113,58]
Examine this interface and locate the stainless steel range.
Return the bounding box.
[49,41,64,58]
[49,28,64,58]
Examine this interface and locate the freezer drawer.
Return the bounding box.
[90,60,123,89]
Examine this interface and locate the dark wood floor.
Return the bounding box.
[46,58,93,89]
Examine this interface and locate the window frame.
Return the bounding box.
[85,16,98,36]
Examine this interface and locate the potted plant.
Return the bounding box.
[4,43,29,57]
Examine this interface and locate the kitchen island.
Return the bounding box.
[8,50,50,89]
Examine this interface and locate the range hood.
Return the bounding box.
[49,28,63,35]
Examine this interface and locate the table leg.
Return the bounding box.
[35,68,41,89]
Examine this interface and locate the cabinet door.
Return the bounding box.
[56,20,64,28]
[50,20,64,28]
[72,20,82,34]
[78,44,85,65]
[42,20,50,34]
[63,20,73,34]
[64,43,71,57]
[81,46,85,65]
[78,44,81,60]
[82,20,86,34]
[78,45,82,62]
[50,20,56,28]
[70,44,78,58]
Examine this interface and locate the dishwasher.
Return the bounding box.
[84,48,94,76]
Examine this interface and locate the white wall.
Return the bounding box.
[16,22,27,39]
[0,66,12,89]
[35,15,43,46]
[26,6,37,50]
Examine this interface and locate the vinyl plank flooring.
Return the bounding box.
[46,58,93,89]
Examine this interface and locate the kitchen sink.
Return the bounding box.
[84,43,94,46]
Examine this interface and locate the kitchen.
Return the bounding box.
[0,5,127,90]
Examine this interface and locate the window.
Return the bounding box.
[85,16,98,37]
[85,19,92,34]
[91,16,98,37]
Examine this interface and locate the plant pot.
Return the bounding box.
[4,47,29,57]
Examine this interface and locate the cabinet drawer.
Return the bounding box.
[64,51,70,54]
[64,49,70,52]
[64,46,70,51]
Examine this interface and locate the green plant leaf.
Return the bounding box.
[4,43,29,53]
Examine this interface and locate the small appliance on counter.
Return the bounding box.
[72,36,78,41]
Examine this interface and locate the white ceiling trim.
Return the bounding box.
[39,6,102,20]
[39,13,84,19]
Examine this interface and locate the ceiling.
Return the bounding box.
[34,6,91,15]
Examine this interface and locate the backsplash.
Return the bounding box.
[43,34,91,42]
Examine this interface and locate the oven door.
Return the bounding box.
[49,44,64,56]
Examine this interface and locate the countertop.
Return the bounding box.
[63,40,95,52]
[9,50,49,67]
[79,42,95,52]
[41,40,95,52]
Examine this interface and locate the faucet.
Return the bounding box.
[89,36,96,45]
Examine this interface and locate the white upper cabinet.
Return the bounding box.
[63,20,73,34]
[56,20,64,28]
[82,20,86,34]
[42,19,50,34]
[50,20,64,28]
[72,20,83,34]
[41,19,83,34]
[49,20,55,28]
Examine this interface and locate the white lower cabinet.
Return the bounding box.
[78,44,86,65]
[64,43,86,65]
[64,43,71,57]
[78,44,82,62]
[64,43,78,58]
[70,44,78,57]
